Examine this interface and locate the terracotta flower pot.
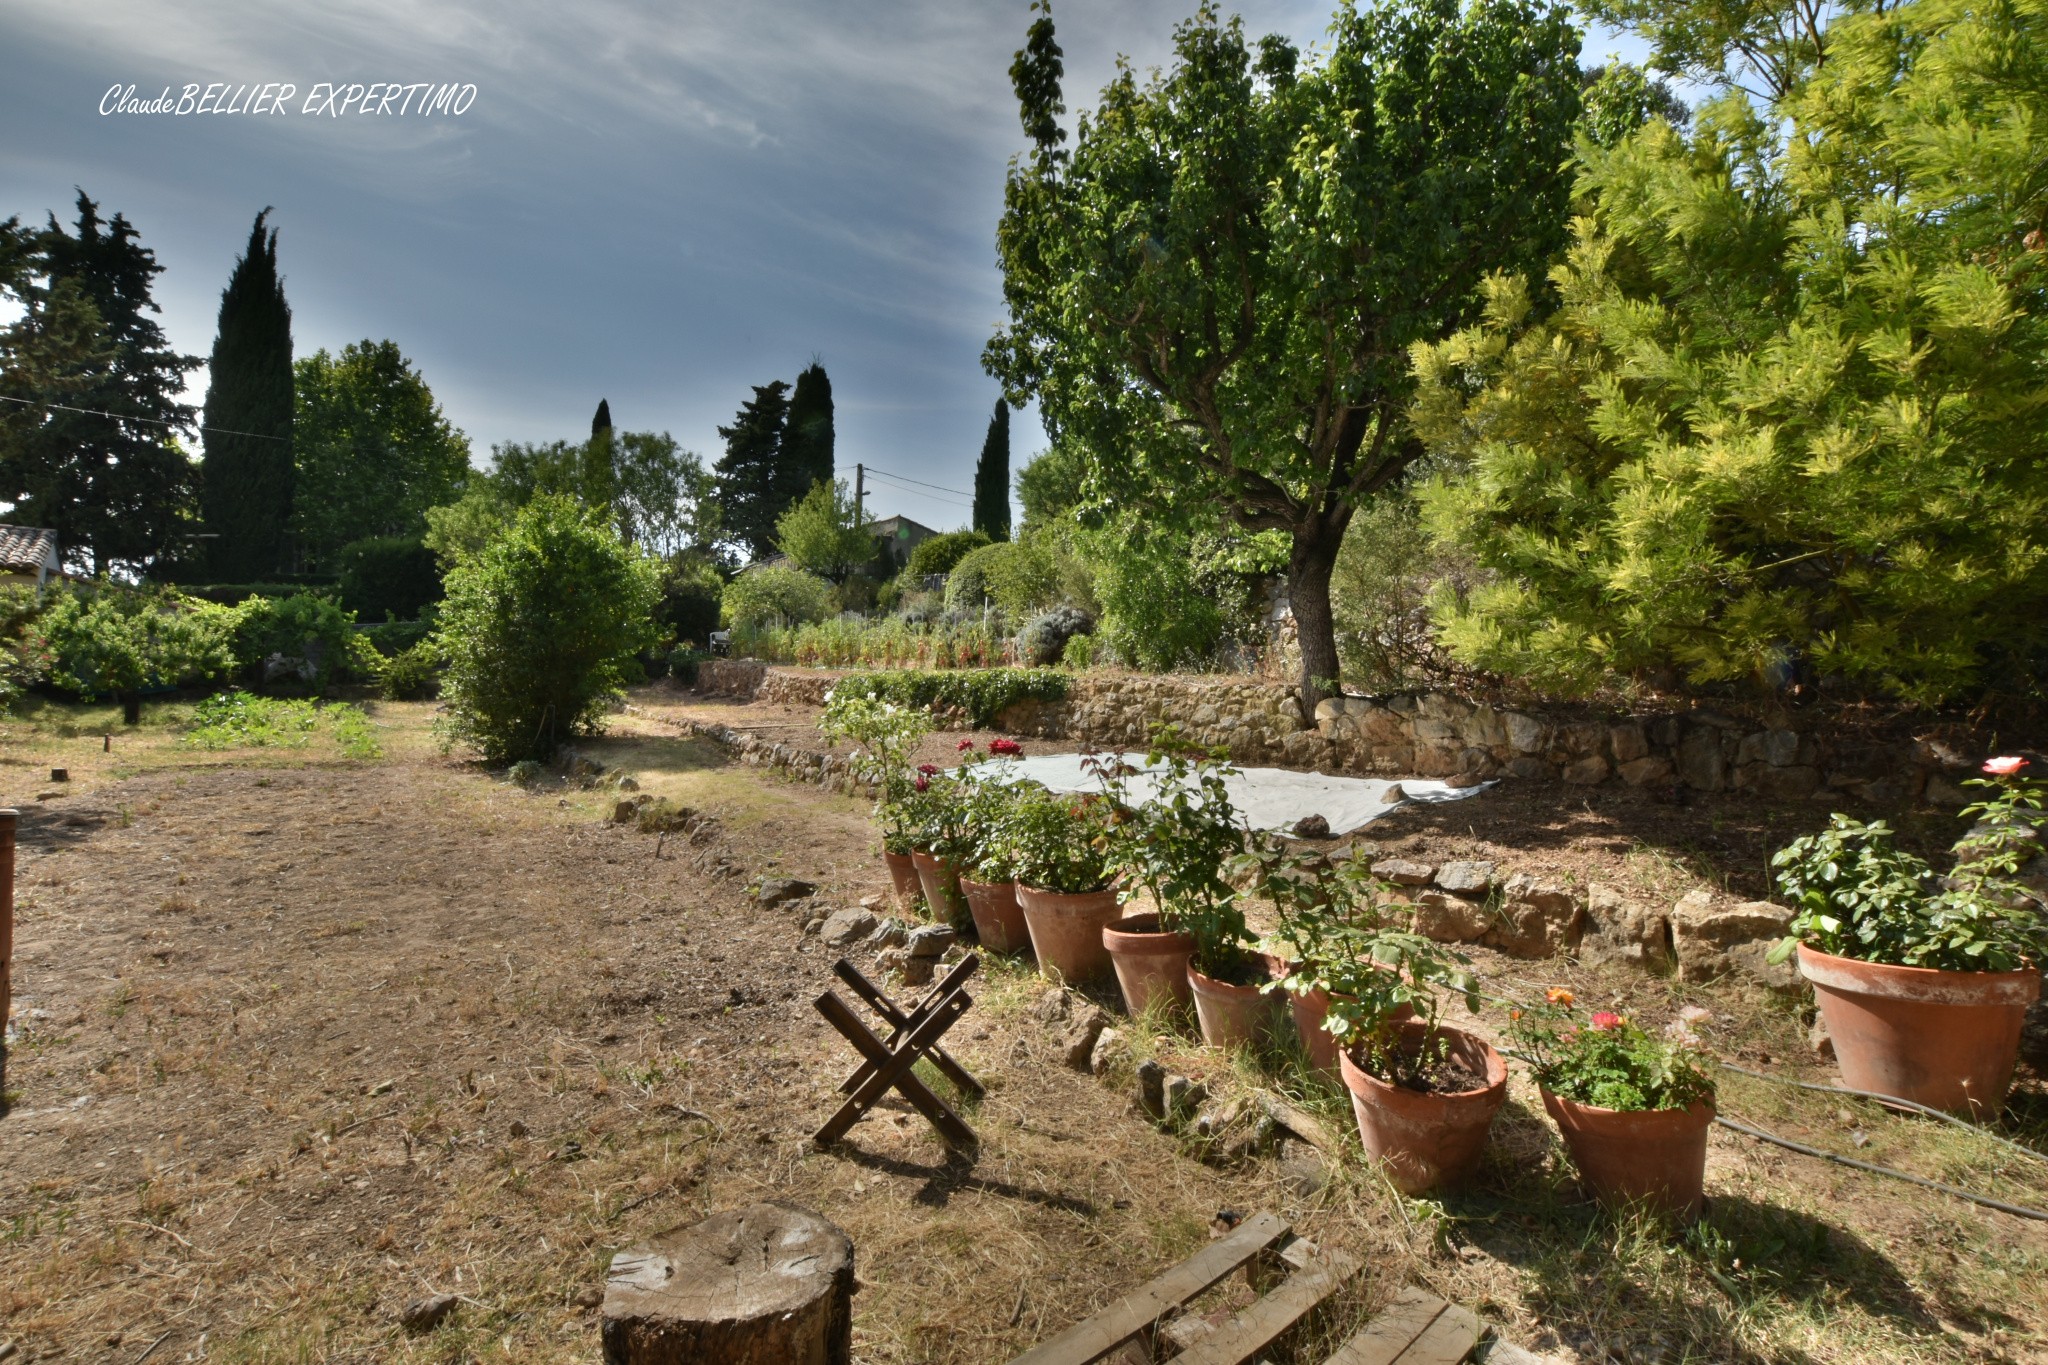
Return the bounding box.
[1541,1090,1714,1221]
[910,850,969,926]
[881,850,922,912]
[1102,914,1195,1017]
[1187,962,1283,1051]
[1337,1020,1506,1194]
[1016,884,1122,984]
[1262,954,1410,1082]
[960,876,1031,955]
[1798,944,2041,1116]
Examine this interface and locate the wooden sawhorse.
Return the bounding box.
[813,954,983,1149]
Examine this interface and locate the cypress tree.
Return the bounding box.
[782,362,834,504]
[713,380,792,561]
[972,399,1012,541]
[200,208,294,579]
[591,398,611,436]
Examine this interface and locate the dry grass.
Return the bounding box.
[0,691,2044,1364]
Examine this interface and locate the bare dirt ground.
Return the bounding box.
[1,691,2045,1365]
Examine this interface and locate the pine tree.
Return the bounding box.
[972,400,1012,541]
[782,362,834,503]
[713,380,792,561]
[3,193,200,575]
[199,208,294,580]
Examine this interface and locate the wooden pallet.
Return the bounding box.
[1007,1213,1484,1365]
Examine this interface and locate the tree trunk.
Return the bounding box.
[1288,528,1343,714]
[120,692,142,726]
[600,1201,854,1365]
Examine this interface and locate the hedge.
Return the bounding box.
[829,667,1069,728]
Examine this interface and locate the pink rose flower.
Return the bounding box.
[1983,756,2029,776]
[1590,1011,1623,1031]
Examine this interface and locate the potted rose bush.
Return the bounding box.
[1245,843,1411,1080]
[955,740,1034,954]
[820,689,931,911]
[1277,906,1495,1193]
[1511,991,1716,1220]
[1007,790,1123,984]
[1767,757,2047,1116]
[1100,737,1261,1036]
[903,765,976,928]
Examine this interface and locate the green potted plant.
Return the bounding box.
[1244,842,1410,1080]
[1317,925,1498,1195]
[1509,990,1717,1220]
[820,688,931,911]
[1100,736,1255,1030]
[1007,789,1122,984]
[956,740,1034,954]
[1767,757,2047,1116]
[904,765,974,927]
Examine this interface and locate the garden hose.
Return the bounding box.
[1715,1060,2048,1166]
[1712,1115,2048,1222]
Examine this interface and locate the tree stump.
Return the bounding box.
[600,1201,854,1365]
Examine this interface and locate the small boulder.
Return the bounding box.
[1162,1075,1208,1122]
[1670,890,1796,992]
[1136,1059,1168,1119]
[1434,860,1496,895]
[1059,1005,1111,1071]
[819,908,878,948]
[1578,884,1671,972]
[758,878,819,907]
[1089,1026,1126,1077]
[875,947,934,987]
[864,918,909,950]
[399,1293,459,1335]
[904,925,957,959]
[1410,890,1489,943]
[1291,813,1332,840]
[1032,987,1074,1027]
[1371,858,1436,886]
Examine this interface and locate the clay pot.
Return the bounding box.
[881,851,922,912]
[1187,962,1284,1051]
[960,876,1031,955]
[1798,945,2041,1116]
[1102,914,1195,1017]
[1016,884,1123,984]
[910,850,969,926]
[1541,1090,1714,1221]
[1337,1020,1507,1194]
[1262,954,1410,1082]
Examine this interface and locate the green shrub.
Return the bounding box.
[830,667,1068,727]
[358,619,434,657]
[905,529,991,583]
[1017,606,1093,667]
[228,592,371,688]
[336,535,442,621]
[378,642,441,700]
[434,494,661,763]
[1061,632,1097,670]
[34,585,237,723]
[945,539,1073,620]
[722,564,833,631]
[668,645,710,686]
[656,556,723,647]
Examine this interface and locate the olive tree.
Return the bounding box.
[985,0,1584,706]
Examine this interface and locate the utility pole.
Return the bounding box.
[853,463,865,530]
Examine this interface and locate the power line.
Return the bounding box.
[859,463,975,499]
[861,470,973,510]
[0,392,289,444]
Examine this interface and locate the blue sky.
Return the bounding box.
[3,1,1657,533]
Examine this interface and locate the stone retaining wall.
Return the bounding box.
[748,667,1978,808]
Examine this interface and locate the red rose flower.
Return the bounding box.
[958,739,976,752]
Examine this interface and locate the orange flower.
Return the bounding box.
[1545,987,1575,1006]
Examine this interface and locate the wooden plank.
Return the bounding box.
[1169,1249,1362,1365]
[1008,1212,1291,1365]
[812,989,977,1148]
[1390,1301,1481,1365]
[1323,1288,1448,1365]
[834,957,983,1098]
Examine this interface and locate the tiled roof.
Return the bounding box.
[0,524,57,573]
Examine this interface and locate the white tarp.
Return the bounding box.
[956,751,1490,836]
